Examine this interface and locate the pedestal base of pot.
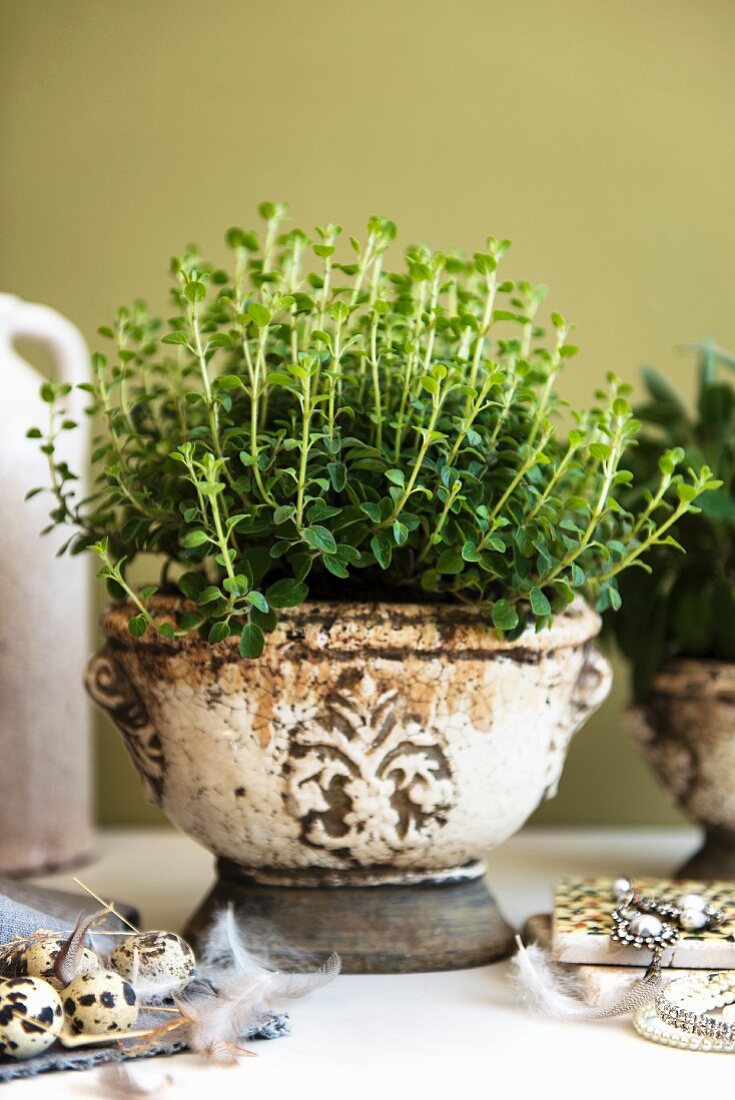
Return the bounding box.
[677,828,735,880]
[184,859,516,973]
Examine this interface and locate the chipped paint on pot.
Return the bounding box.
[86,597,611,884]
[627,658,735,830]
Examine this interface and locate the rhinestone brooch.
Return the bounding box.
[610,877,723,959]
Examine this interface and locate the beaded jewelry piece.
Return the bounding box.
[610,877,723,973]
[634,972,735,1052]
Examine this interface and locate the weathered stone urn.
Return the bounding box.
[627,659,735,879]
[85,596,611,972]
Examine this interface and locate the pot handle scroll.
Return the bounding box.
[543,645,613,800]
[84,648,165,806]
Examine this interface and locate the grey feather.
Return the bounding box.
[53,908,108,985]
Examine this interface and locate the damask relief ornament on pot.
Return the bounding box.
[86,596,612,973]
[626,659,735,879]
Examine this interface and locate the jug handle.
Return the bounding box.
[0,294,88,418]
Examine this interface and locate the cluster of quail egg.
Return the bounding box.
[0,929,195,1060]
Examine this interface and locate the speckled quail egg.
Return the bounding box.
[0,977,63,1059]
[19,935,99,990]
[62,970,138,1036]
[109,932,195,997]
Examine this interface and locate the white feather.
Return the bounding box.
[200,906,267,976]
[509,937,664,1021]
[179,906,340,1062]
[509,939,593,1019]
[133,973,189,1002]
[97,1064,174,1096]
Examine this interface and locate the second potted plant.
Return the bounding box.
[613,342,735,877]
[30,205,716,970]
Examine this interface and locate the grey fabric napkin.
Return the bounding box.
[0,1010,289,1082]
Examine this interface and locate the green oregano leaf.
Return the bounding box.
[266,578,308,608]
[128,614,147,638]
[492,600,519,631]
[303,525,337,555]
[183,529,210,548]
[436,549,463,574]
[208,621,231,643]
[529,587,551,616]
[239,622,265,659]
[245,591,269,613]
[370,533,392,569]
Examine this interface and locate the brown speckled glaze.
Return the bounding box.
[86,597,610,885]
[627,659,735,876]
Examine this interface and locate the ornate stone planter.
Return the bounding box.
[627,659,735,879]
[86,596,611,972]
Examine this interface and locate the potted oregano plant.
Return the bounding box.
[611,341,735,877]
[29,204,716,971]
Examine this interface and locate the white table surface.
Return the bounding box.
[6,826,731,1098]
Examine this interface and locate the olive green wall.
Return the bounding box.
[3,0,735,826]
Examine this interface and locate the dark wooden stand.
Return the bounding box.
[677,827,735,880]
[184,859,516,973]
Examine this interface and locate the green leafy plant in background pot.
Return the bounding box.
[611,342,735,879]
[29,205,715,971]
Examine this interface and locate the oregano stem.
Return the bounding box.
[387,388,444,524]
[296,369,312,531]
[597,492,705,582]
[467,270,497,392]
[487,428,552,527]
[369,312,383,451]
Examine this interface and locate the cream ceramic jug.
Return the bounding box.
[0,294,93,873]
